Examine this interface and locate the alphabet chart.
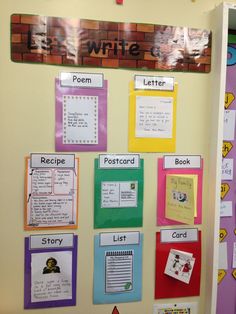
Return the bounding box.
[24,153,79,230]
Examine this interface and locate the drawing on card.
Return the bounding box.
[164,249,195,284]
[101,181,138,208]
[63,95,98,144]
[105,250,133,293]
[135,96,173,139]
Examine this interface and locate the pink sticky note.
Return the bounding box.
[157,158,203,226]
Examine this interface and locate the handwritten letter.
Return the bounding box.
[135,96,173,138]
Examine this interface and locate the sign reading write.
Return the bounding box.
[11,14,211,73]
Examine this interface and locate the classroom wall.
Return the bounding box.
[0,0,227,313]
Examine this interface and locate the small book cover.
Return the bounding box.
[165,174,197,224]
[164,249,195,284]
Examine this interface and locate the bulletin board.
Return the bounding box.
[0,1,220,314]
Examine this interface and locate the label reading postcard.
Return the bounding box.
[63,95,98,144]
[101,181,138,208]
[135,96,173,138]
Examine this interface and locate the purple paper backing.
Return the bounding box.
[24,235,78,309]
[216,46,236,314]
[55,78,107,152]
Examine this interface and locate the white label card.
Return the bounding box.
[101,181,138,208]
[153,302,198,314]
[218,242,228,270]
[221,158,234,180]
[60,72,103,88]
[134,75,174,91]
[30,154,75,168]
[163,155,201,169]
[30,234,74,249]
[100,232,140,246]
[135,96,173,138]
[160,228,198,243]
[223,110,236,140]
[233,242,236,268]
[63,95,98,145]
[99,154,140,169]
[220,201,233,217]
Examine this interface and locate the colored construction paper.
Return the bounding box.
[157,158,203,226]
[93,232,143,304]
[24,154,79,230]
[55,78,107,152]
[128,81,177,152]
[24,234,77,309]
[155,231,201,299]
[94,158,144,228]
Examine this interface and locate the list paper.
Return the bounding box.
[105,250,133,293]
[63,95,98,144]
[101,181,138,208]
[135,96,173,138]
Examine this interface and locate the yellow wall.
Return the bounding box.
[0,0,226,313]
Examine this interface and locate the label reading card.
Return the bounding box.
[160,228,198,243]
[101,181,138,208]
[135,96,173,138]
[63,95,98,145]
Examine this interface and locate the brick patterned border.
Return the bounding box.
[11,14,211,73]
